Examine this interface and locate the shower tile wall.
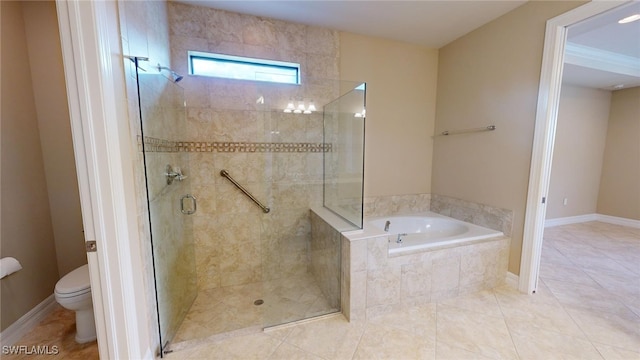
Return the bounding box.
[167,2,341,290]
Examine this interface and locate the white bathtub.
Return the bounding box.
[367,212,504,255]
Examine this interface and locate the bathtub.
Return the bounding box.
[367,212,504,255]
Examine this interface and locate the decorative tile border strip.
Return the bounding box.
[139,136,181,152]
[139,136,332,153]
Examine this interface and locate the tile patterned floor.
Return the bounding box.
[2,305,99,360]
[167,221,640,359]
[172,271,338,346]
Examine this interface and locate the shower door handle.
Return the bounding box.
[180,194,197,215]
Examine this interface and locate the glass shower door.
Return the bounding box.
[323,83,366,229]
[259,80,366,328]
[137,68,197,351]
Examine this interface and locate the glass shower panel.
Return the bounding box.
[323,83,366,229]
[258,78,349,328]
[137,70,197,350]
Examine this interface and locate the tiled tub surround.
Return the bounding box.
[310,211,342,311]
[343,227,510,321]
[431,194,514,236]
[364,193,432,218]
[311,195,513,322]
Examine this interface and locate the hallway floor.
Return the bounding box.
[167,221,640,359]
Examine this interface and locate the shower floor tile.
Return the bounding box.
[171,271,338,346]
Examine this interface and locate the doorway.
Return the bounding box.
[521,0,640,294]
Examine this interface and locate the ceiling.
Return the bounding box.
[177,0,640,90]
[563,1,640,90]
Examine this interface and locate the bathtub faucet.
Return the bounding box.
[384,221,391,232]
[397,233,407,244]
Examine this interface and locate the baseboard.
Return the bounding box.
[0,294,57,346]
[505,272,519,289]
[545,213,640,229]
[545,214,598,227]
[596,214,640,229]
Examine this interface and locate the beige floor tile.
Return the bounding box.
[267,343,324,360]
[583,269,640,299]
[353,322,435,360]
[506,318,602,360]
[436,304,518,359]
[494,284,583,337]
[540,244,573,266]
[263,325,295,342]
[366,303,437,338]
[436,341,495,360]
[539,261,601,287]
[169,332,282,360]
[565,307,640,352]
[593,343,640,360]
[544,279,632,317]
[437,289,503,318]
[283,315,365,360]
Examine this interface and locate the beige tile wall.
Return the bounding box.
[364,193,432,218]
[430,194,514,236]
[310,211,342,310]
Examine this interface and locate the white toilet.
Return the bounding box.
[54,264,96,343]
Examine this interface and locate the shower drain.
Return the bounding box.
[254,299,264,306]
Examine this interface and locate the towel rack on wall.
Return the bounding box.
[437,125,496,136]
[220,169,271,213]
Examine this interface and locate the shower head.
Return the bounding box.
[157,64,184,83]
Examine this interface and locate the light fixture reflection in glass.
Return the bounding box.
[354,108,366,118]
[283,100,295,113]
[283,99,315,114]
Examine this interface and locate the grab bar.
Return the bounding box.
[220,169,270,213]
[437,125,496,136]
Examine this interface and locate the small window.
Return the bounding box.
[188,51,300,85]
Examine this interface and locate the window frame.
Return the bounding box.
[188,51,301,85]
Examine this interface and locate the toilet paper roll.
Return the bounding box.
[0,257,23,279]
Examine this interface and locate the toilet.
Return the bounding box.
[54,264,96,343]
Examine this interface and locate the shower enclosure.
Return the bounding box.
[135,60,365,354]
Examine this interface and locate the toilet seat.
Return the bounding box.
[55,264,91,298]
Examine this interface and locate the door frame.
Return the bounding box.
[519,0,630,294]
[56,1,154,358]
